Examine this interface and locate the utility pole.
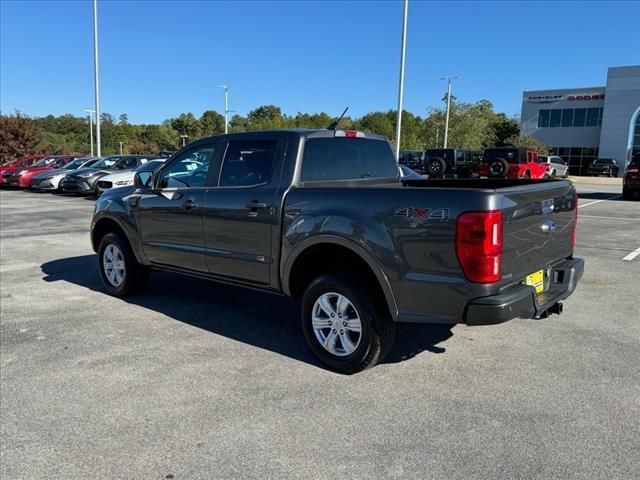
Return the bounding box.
[119,141,123,154]
[441,75,457,149]
[180,135,188,147]
[394,0,409,160]
[218,85,231,134]
[92,0,102,156]
[84,109,95,156]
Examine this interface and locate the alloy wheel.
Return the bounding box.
[103,244,126,287]
[311,292,362,357]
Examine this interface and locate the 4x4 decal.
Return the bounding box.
[394,207,449,220]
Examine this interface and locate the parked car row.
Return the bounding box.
[0,153,167,195]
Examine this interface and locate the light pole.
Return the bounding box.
[218,85,231,134]
[180,135,188,147]
[92,0,101,156]
[84,109,95,156]
[394,0,409,160]
[119,141,123,154]
[441,75,457,149]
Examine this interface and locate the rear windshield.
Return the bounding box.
[301,138,398,181]
[594,158,614,164]
[483,149,522,164]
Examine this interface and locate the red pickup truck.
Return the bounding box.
[480,148,548,179]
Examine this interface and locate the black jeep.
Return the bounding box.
[423,148,479,178]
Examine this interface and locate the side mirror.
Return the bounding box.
[134,171,154,189]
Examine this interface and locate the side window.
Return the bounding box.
[219,139,277,187]
[158,144,216,189]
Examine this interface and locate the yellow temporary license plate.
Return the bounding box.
[526,269,545,294]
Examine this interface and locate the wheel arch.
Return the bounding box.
[91,216,144,264]
[282,235,399,320]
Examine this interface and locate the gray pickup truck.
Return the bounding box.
[91,129,584,373]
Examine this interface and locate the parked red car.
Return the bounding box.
[5,156,75,188]
[623,154,639,200]
[480,148,548,179]
[0,155,48,185]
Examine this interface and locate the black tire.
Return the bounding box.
[523,171,531,179]
[622,187,633,200]
[488,158,509,178]
[425,157,446,178]
[301,274,395,374]
[550,169,556,179]
[98,232,148,297]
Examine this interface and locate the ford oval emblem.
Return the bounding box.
[541,220,556,233]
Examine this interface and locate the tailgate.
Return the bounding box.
[500,180,576,286]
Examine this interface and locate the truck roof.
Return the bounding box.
[196,129,390,143]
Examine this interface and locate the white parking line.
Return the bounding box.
[622,247,640,262]
[578,194,622,208]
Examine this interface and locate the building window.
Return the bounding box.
[573,108,586,127]
[586,108,599,127]
[538,109,550,128]
[554,146,599,175]
[598,107,604,126]
[549,109,562,127]
[561,109,574,127]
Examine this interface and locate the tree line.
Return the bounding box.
[0,98,548,162]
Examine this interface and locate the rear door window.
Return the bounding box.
[302,138,398,181]
[219,140,277,187]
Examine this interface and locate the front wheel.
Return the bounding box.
[301,274,395,374]
[98,232,148,297]
[523,171,531,179]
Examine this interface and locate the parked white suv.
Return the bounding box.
[538,155,569,178]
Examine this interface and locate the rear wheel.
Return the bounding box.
[523,171,531,179]
[550,169,556,179]
[98,232,148,297]
[425,157,446,178]
[301,274,395,374]
[488,158,509,178]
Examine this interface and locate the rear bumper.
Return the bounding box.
[465,257,584,326]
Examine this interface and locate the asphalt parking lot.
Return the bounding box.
[1,184,638,479]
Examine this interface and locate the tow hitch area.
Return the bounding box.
[536,302,563,319]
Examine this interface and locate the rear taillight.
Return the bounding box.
[627,167,639,173]
[456,210,503,283]
[571,190,578,249]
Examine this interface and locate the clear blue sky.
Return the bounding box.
[1,0,639,124]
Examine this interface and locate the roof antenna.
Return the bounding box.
[327,107,349,130]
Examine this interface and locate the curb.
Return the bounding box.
[568,176,622,185]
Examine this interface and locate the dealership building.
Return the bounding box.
[521,65,640,176]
